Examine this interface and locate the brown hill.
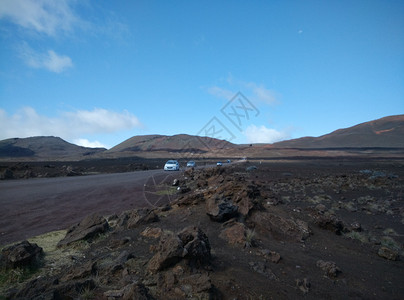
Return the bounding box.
[107,134,236,154]
[272,115,404,149]
[1,115,402,161]
[0,136,106,160]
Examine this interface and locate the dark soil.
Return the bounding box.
[1,159,403,299]
[0,157,223,180]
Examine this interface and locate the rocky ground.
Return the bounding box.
[0,158,160,180]
[0,157,223,180]
[1,160,403,299]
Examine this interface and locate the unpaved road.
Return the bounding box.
[0,169,178,246]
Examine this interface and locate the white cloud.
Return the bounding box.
[0,107,142,144]
[207,77,278,105]
[20,46,73,73]
[0,0,79,36]
[246,82,277,105]
[63,108,141,133]
[73,139,108,149]
[206,86,235,100]
[243,124,289,144]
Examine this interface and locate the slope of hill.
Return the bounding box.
[0,136,106,160]
[1,115,403,161]
[272,115,404,149]
[107,134,236,154]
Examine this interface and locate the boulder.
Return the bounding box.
[0,240,43,269]
[0,168,13,179]
[141,227,163,239]
[316,260,341,278]
[178,226,211,263]
[206,195,238,222]
[296,278,310,294]
[378,247,398,261]
[269,251,281,263]
[310,210,346,235]
[61,261,97,281]
[350,221,362,232]
[147,233,184,273]
[157,271,213,299]
[12,278,95,300]
[248,261,277,280]
[147,227,211,273]
[219,222,246,246]
[258,249,281,263]
[122,283,154,300]
[119,208,159,229]
[249,211,310,242]
[178,273,212,294]
[58,213,109,247]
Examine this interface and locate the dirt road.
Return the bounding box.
[0,169,177,246]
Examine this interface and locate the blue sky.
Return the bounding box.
[1,0,403,148]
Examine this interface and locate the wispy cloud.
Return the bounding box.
[207,75,278,105]
[20,45,73,73]
[0,0,80,36]
[0,107,142,147]
[243,124,289,143]
[63,108,142,133]
[206,86,235,100]
[1,0,130,72]
[245,82,277,105]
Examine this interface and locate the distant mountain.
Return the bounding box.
[107,134,236,154]
[272,115,404,149]
[0,136,106,159]
[1,115,402,161]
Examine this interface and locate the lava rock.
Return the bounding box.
[378,247,398,261]
[57,213,109,247]
[206,195,238,222]
[316,260,341,278]
[0,240,43,269]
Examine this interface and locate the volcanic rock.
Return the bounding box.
[0,240,43,269]
[147,226,211,273]
[249,211,310,242]
[119,208,159,229]
[141,227,163,239]
[248,261,277,280]
[219,222,246,246]
[206,195,238,222]
[296,278,311,294]
[178,226,211,264]
[58,213,109,247]
[316,260,341,278]
[378,246,399,261]
[147,232,184,273]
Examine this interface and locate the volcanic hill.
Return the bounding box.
[272,114,404,149]
[0,136,105,160]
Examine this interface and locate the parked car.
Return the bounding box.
[186,161,196,167]
[227,159,231,163]
[216,162,222,166]
[164,160,180,171]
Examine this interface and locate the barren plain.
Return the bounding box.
[1,159,403,299]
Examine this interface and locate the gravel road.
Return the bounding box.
[0,169,176,246]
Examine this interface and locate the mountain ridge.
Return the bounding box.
[272,114,404,149]
[0,136,106,160]
[0,115,403,160]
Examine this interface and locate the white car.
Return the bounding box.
[164,160,180,171]
[216,162,222,166]
[186,161,196,167]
